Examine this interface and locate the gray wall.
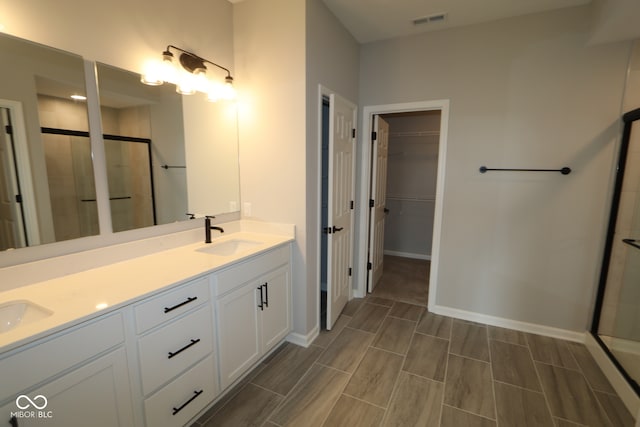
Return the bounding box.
[359,6,631,331]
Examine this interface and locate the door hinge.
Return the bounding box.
[348,267,352,276]
[350,200,354,210]
[369,199,374,208]
[371,131,377,141]
[323,226,332,234]
[352,128,356,138]
[5,125,13,135]
[367,262,372,270]
[15,194,22,203]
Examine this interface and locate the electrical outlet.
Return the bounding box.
[243,202,252,217]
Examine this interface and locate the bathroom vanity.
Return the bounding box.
[0,224,293,426]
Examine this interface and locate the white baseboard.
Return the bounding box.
[428,303,585,343]
[287,325,319,348]
[383,250,431,261]
[584,333,639,420]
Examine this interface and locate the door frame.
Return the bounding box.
[355,100,450,311]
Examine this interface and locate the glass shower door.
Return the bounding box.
[594,109,640,393]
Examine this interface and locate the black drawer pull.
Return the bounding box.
[164,296,198,313]
[257,285,264,310]
[9,416,18,427]
[168,339,201,359]
[264,282,269,307]
[172,389,203,416]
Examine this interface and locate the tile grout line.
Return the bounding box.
[527,336,560,427]
[379,299,419,425]
[566,342,620,426]
[486,324,499,426]
[437,311,453,426]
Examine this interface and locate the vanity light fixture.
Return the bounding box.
[141,45,236,101]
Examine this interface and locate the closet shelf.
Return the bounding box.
[389,131,439,137]
[386,196,435,202]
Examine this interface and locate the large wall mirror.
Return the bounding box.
[0,33,93,250]
[0,32,240,254]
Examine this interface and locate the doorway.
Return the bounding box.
[367,110,441,305]
[356,100,449,311]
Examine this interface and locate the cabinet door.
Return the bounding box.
[260,265,291,353]
[1,347,133,427]
[216,282,260,390]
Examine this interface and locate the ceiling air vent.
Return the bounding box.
[413,13,447,26]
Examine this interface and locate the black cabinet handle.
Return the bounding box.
[172,389,203,415]
[168,338,201,359]
[9,416,18,427]
[332,226,343,232]
[257,285,264,310]
[164,296,198,313]
[264,283,269,307]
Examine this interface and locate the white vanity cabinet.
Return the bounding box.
[132,276,219,427]
[214,245,291,389]
[0,313,134,427]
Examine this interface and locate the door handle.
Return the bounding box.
[332,226,344,233]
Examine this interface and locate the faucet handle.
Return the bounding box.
[205,215,215,219]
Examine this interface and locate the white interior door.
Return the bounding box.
[368,115,389,293]
[326,94,357,329]
[0,107,25,250]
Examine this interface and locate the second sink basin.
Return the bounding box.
[196,239,263,256]
[0,300,53,333]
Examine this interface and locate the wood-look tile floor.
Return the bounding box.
[192,257,635,426]
[192,297,635,426]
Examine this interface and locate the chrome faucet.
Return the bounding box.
[205,216,224,243]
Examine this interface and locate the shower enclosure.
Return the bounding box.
[593,107,640,395]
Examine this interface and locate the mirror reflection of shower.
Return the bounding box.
[0,106,27,250]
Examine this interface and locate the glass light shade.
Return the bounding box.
[176,71,196,95]
[193,69,211,93]
[222,81,236,100]
[161,57,178,84]
[141,65,164,86]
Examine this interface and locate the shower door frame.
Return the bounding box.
[591,106,640,396]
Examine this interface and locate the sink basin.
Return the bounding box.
[0,300,53,333]
[196,239,263,256]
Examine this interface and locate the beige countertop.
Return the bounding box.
[0,230,293,353]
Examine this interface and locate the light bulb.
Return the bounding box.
[141,60,164,86]
[222,81,236,100]
[176,71,196,95]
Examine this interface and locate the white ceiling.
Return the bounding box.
[322,0,591,44]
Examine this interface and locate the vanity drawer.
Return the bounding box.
[144,354,217,427]
[215,245,290,296]
[135,276,210,334]
[138,305,214,396]
[0,312,124,404]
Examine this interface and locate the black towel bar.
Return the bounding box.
[479,166,571,175]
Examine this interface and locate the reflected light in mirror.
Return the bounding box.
[70,94,86,101]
